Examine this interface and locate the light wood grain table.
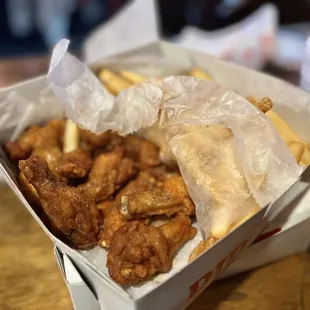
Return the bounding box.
[0,57,309,310]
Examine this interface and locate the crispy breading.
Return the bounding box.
[19,156,102,250]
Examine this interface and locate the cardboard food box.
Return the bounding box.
[1,41,310,310]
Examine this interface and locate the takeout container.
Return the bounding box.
[1,41,310,310]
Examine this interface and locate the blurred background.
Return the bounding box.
[0,0,309,87]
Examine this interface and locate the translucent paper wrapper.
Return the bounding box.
[0,88,63,141]
[48,39,301,239]
[0,87,63,182]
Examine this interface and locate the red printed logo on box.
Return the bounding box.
[186,239,248,303]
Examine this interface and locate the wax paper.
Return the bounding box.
[47,39,302,237]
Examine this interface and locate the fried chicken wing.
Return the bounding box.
[32,147,63,172]
[4,119,64,161]
[98,171,158,248]
[107,213,196,285]
[18,171,41,207]
[79,148,137,202]
[19,156,102,249]
[159,213,197,256]
[104,132,125,152]
[80,128,111,148]
[124,134,161,167]
[120,175,195,219]
[99,206,127,248]
[144,165,179,183]
[97,200,115,218]
[56,148,93,179]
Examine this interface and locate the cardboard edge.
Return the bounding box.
[219,215,310,279]
[0,74,46,93]
[54,247,101,310]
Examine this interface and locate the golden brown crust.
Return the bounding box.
[120,176,195,219]
[19,156,102,250]
[107,213,196,285]
[79,148,138,202]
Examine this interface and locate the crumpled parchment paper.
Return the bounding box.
[48,39,301,238]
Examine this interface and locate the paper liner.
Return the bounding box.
[47,40,302,238]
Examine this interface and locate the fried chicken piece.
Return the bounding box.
[247,96,273,113]
[99,206,127,249]
[97,200,116,218]
[48,119,65,138]
[98,171,159,248]
[19,156,102,250]
[188,237,218,262]
[80,128,111,148]
[56,148,93,179]
[4,119,64,161]
[160,212,197,255]
[32,147,63,172]
[107,213,196,285]
[120,175,195,219]
[144,165,179,183]
[139,122,177,166]
[79,148,137,202]
[18,171,41,207]
[124,134,161,167]
[104,132,125,152]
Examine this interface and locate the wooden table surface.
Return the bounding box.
[0,57,310,310]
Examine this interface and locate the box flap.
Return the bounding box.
[83,0,159,63]
[55,247,101,310]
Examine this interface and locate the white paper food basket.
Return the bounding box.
[1,41,310,310]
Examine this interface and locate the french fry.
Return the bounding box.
[247,96,257,105]
[255,96,273,113]
[99,69,132,95]
[266,110,300,144]
[228,207,260,233]
[289,141,305,163]
[300,150,310,166]
[119,70,145,84]
[63,119,79,153]
[188,237,218,262]
[247,96,273,113]
[189,68,212,81]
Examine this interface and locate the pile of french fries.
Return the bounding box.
[96,67,310,167]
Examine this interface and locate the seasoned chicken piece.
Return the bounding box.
[32,147,63,173]
[98,171,159,248]
[18,171,41,207]
[19,156,102,250]
[4,119,64,161]
[120,175,195,219]
[99,206,127,249]
[79,148,137,202]
[48,119,65,138]
[144,165,179,183]
[160,213,197,256]
[97,200,115,218]
[124,134,161,167]
[80,128,111,148]
[139,123,177,166]
[104,132,125,152]
[107,213,196,285]
[56,148,93,179]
